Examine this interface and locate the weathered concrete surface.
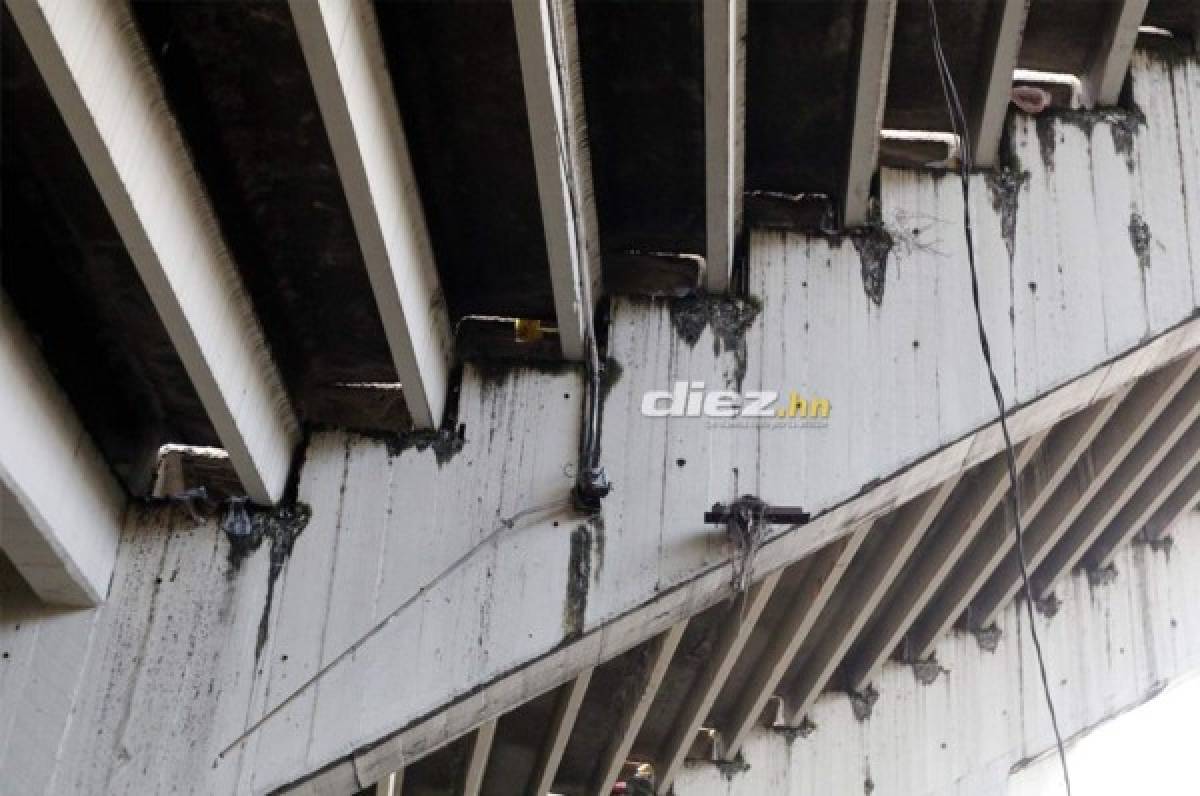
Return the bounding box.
[673,509,1200,796]
[1,52,1199,796]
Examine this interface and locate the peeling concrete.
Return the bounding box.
[1128,211,1152,269]
[669,292,762,391]
[849,684,879,722]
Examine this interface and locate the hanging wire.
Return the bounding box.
[924,1,1073,792]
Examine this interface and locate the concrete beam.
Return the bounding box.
[671,511,1200,796]
[0,300,126,606]
[970,360,1198,620]
[782,477,959,725]
[719,528,869,760]
[513,0,601,359]
[842,0,897,227]
[845,433,1048,690]
[969,0,1030,167]
[1023,357,1200,602]
[1085,421,1200,570]
[964,381,1163,628]
[528,669,592,796]
[702,0,746,291]
[291,0,453,425]
[274,314,1200,796]
[23,76,1193,790]
[462,720,497,796]
[657,574,780,793]
[902,410,1083,660]
[1083,0,1150,106]
[592,623,687,796]
[7,0,300,504]
[906,386,1124,646]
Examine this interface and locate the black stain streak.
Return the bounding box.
[1129,211,1152,269]
[669,292,762,391]
[775,716,817,745]
[222,500,313,660]
[1139,532,1174,558]
[564,524,592,639]
[986,167,1029,263]
[599,357,624,407]
[972,623,1002,653]
[715,756,751,781]
[1034,105,1145,172]
[591,513,606,580]
[851,221,893,307]
[1035,592,1062,618]
[385,426,466,466]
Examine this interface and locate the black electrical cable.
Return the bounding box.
[924,1,1073,793]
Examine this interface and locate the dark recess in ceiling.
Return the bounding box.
[1,8,219,497]
[374,0,556,323]
[1020,0,1122,75]
[744,0,858,206]
[131,1,408,431]
[479,686,561,795]
[575,0,706,256]
[634,600,728,760]
[400,733,471,795]
[886,0,993,132]
[553,637,659,794]
[1144,0,1199,43]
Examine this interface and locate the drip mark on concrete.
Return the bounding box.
[669,292,762,391]
[1087,562,1119,588]
[1035,592,1061,618]
[1129,212,1152,269]
[564,524,592,638]
[973,624,1002,652]
[715,755,751,781]
[849,684,879,721]
[1139,532,1174,558]
[221,499,313,660]
[986,168,1029,263]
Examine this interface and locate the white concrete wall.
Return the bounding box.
[1,52,1199,795]
[673,509,1200,796]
